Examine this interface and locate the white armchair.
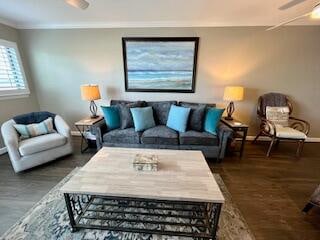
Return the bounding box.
[1,112,73,173]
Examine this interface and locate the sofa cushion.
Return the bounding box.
[118,101,144,129]
[141,126,178,145]
[103,128,141,144]
[146,101,177,125]
[179,131,218,146]
[180,102,206,131]
[18,133,67,156]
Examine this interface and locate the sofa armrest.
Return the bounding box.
[55,115,71,138]
[93,120,108,150]
[217,122,233,160]
[1,119,21,163]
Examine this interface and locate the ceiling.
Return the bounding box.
[0,0,320,29]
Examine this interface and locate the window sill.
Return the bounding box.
[0,93,30,101]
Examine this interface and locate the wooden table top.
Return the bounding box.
[60,147,224,203]
[221,118,248,128]
[75,116,104,126]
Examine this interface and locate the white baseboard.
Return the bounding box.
[71,131,320,143]
[0,147,7,155]
[71,131,81,136]
[245,136,320,143]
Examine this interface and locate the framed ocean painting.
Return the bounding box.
[122,37,199,93]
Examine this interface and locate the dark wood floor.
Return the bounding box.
[0,137,319,239]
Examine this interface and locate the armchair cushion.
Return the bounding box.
[13,117,55,139]
[18,133,67,156]
[266,106,289,127]
[272,125,307,139]
[13,111,56,129]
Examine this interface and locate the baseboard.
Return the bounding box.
[71,131,320,143]
[0,147,7,155]
[245,136,320,143]
[71,131,81,136]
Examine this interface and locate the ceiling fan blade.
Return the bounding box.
[279,0,307,10]
[65,0,89,10]
[266,12,311,31]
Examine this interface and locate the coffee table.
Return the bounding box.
[61,147,224,239]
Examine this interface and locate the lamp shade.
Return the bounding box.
[80,84,101,101]
[223,86,244,101]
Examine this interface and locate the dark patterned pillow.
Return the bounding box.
[180,102,206,131]
[146,101,177,125]
[118,101,144,129]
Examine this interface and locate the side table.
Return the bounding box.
[75,116,104,153]
[221,118,248,158]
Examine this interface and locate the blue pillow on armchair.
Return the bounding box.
[166,105,191,132]
[101,106,121,130]
[204,108,225,135]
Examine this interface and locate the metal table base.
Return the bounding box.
[64,193,222,239]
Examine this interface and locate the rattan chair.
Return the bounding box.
[253,93,310,157]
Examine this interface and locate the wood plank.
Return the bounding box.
[60,147,224,203]
[0,137,319,239]
[74,116,104,126]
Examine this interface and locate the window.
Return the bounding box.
[0,39,29,99]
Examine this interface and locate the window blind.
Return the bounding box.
[0,39,29,98]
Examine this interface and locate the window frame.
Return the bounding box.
[0,39,30,100]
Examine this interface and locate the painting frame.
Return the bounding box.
[122,37,199,93]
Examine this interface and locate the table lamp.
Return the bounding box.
[223,86,244,120]
[80,84,101,118]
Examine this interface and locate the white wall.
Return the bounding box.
[19,26,320,136]
[0,23,39,148]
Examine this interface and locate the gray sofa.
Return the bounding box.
[95,100,233,161]
[1,111,73,173]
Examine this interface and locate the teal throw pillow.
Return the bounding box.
[101,106,120,130]
[166,105,191,132]
[204,108,225,135]
[130,107,156,132]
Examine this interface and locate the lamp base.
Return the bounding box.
[225,101,235,121]
[224,116,234,121]
[89,100,98,119]
[90,115,99,119]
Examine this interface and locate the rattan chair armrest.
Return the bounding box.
[260,117,277,137]
[289,116,310,135]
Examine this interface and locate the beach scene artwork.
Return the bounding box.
[124,39,198,92]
